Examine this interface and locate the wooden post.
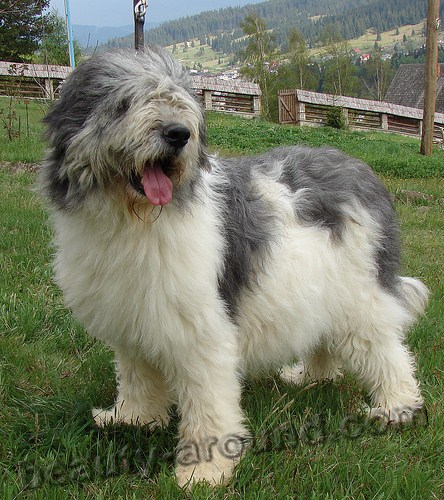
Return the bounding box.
[342,107,349,127]
[203,90,213,110]
[134,0,147,51]
[420,0,440,156]
[297,102,306,125]
[44,78,54,100]
[253,95,261,116]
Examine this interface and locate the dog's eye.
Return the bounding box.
[116,98,131,115]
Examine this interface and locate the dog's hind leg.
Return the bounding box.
[337,289,424,424]
[280,345,343,386]
[92,350,172,428]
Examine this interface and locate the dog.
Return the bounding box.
[39,46,429,486]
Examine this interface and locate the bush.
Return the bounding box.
[326,106,346,129]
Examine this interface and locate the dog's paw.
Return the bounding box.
[280,362,343,386]
[176,452,236,488]
[92,406,133,427]
[279,362,307,385]
[175,434,248,488]
[366,402,425,425]
[92,406,168,429]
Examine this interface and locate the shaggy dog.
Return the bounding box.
[39,46,429,486]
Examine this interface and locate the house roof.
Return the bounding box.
[384,63,444,113]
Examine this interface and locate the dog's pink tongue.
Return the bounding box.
[141,163,173,206]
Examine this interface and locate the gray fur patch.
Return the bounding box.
[216,146,400,300]
[213,159,277,318]
[277,146,400,292]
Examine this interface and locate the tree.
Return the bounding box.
[287,29,314,90]
[320,25,359,96]
[361,46,394,100]
[239,14,277,118]
[37,11,82,66]
[277,28,319,113]
[0,0,50,61]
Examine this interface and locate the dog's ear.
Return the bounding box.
[40,59,105,210]
[198,118,211,172]
[39,146,96,211]
[41,111,95,211]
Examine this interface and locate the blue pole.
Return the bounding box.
[64,0,75,67]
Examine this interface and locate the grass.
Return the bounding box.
[351,23,425,52]
[207,113,444,179]
[0,98,49,164]
[164,40,230,72]
[1,108,443,499]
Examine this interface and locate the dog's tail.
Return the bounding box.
[400,276,430,317]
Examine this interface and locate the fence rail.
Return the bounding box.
[279,89,444,143]
[0,61,261,117]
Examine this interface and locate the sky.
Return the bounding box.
[49,0,265,27]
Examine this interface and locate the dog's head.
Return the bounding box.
[41,46,210,212]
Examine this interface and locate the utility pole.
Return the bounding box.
[64,0,75,67]
[134,0,148,51]
[420,0,441,156]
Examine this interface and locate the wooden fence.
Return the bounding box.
[279,89,444,143]
[0,61,71,99]
[192,76,261,117]
[0,61,261,117]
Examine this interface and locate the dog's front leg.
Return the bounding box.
[171,334,249,487]
[92,349,172,428]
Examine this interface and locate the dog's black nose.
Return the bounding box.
[163,123,191,149]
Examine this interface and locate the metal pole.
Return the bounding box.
[420,0,440,156]
[134,0,147,51]
[64,0,75,67]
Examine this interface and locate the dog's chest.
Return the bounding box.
[53,204,225,350]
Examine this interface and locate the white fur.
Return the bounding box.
[50,167,428,485]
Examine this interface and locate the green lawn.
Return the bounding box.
[1,108,443,498]
[0,98,48,164]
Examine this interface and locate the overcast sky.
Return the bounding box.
[49,1,264,27]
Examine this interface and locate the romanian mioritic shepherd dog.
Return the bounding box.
[39,46,429,486]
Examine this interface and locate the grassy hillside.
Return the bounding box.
[346,22,426,54]
[1,107,443,498]
[165,20,440,73]
[164,40,230,72]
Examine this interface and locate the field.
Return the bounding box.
[1,104,443,498]
[164,40,231,72]
[310,21,430,58]
[349,22,426,53]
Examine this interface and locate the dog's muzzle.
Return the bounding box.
[163,123,190,150]
[128,124,191,207]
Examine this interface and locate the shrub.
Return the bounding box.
[326,106,346,129]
